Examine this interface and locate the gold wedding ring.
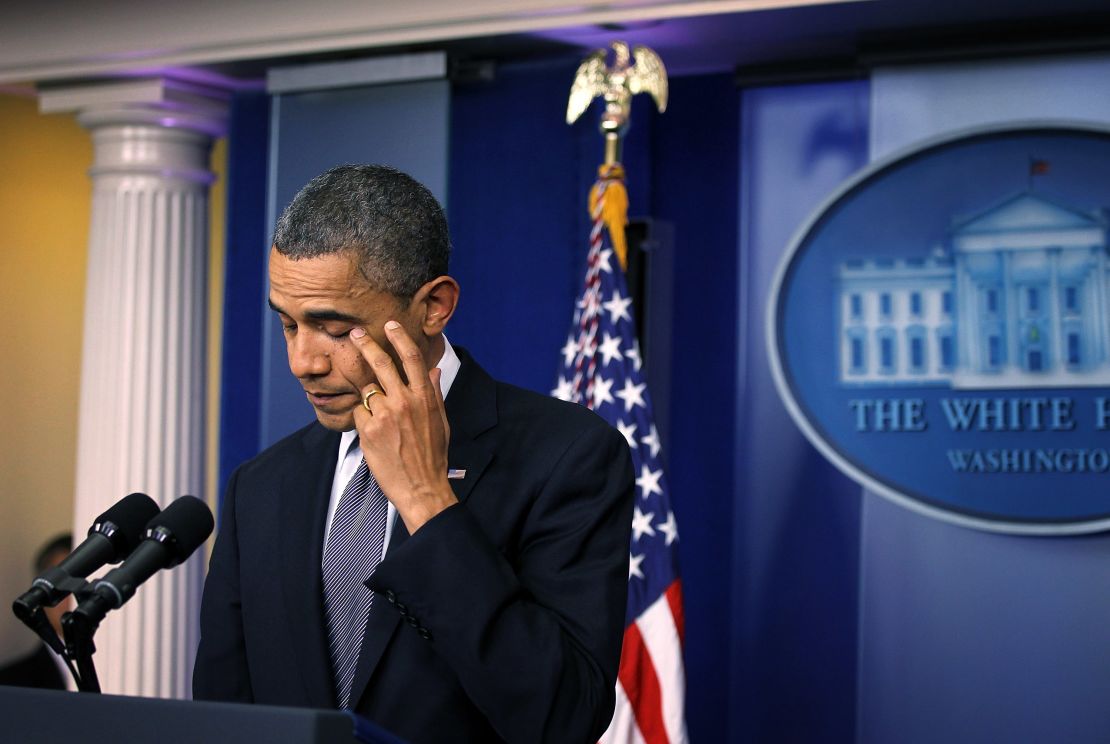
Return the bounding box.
[362,387,382,411]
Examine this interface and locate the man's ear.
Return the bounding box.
[414,276,460,336]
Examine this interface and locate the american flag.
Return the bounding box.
[552,177,688,744]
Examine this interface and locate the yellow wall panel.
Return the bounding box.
[0,93,91,662]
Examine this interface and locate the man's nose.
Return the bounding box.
[287,333,330,378]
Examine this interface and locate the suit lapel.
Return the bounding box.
[348,346,498,709]
[443,346,499,506]
[279,422,341,709]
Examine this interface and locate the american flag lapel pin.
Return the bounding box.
[447,468,466,480]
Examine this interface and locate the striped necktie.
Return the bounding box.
[321,451,390,708]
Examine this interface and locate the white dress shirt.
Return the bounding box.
[323,336,461,552]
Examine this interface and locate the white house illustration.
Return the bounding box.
[838,191,1110,388]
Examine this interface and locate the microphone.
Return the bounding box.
[12,492,160,623]
[66,496,214,628]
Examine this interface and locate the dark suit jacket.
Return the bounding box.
[0,644,66,690]
[194,349,634,743]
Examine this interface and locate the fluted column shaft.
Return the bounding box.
[64,89,224,698]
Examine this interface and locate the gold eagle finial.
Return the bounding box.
[566,41,668,137]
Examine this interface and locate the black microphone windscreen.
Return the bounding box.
[92,492,160,560]
[145,496,214,564]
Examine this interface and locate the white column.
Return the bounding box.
[1048,248,1063,370]
[41,79,226,699]
[1002,250,1017,370]
[1092,247,1108,365]
[955,252,977,372]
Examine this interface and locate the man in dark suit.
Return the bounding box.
[193,165,634,743]
[0,534,72,690]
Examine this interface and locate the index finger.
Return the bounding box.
[349,325,405,394]
[383,320,430,393]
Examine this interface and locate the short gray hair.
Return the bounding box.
[272,164,450,298]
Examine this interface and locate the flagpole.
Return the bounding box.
[605,132,621,167]
[560,41,689,744]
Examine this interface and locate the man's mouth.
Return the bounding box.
[305,390,352,408]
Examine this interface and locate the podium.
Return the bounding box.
[0,687,405,743]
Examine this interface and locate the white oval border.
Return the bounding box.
[765,119,1110,536]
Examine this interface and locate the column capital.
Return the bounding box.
[38,76,229,137]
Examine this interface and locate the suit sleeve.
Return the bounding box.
[193,466,253,702]
[368,422,634,744]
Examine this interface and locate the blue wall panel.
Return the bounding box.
[218,91,270,497]
[649,72,739,742]
[859,54,1110,744]
[736,80,870,743]
[859,497,1110,743]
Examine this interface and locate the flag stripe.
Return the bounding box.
[665,581,685,647]
[600,684,648,744]
[638,593,688,744]
[618,623,670,744]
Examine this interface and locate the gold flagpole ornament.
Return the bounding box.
[567,41,668,270]
[566,41,668,164]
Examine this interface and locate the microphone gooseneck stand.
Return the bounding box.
[12,572,100,693]
[16,603,84,690]
[60,582,117,694]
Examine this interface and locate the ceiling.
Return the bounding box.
[531,0,1110,78]
[227,0,1110,85]
[6,0,1110,90]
